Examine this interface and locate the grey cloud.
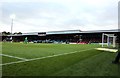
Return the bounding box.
[1,0,119,32]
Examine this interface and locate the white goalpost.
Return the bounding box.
[95,33,118,53]
[102,33,117,48]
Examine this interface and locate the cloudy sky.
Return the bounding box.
[0,0,119,33]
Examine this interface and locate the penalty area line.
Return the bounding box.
[0,54,28,60]
[0,48,94,66]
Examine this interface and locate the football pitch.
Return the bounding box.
[1,42,119,76]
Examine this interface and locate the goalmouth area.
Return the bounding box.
[1,42,120,76]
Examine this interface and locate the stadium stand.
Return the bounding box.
[1,29,119,44]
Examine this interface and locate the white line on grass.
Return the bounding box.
[0,54,28,60]
[0,48,94,66]
[95,48,118,53]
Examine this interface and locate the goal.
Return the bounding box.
[102,33,117,48]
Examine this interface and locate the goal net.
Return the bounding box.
[102,33,117,48]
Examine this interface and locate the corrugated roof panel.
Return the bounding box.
[22,32,38,35]
[46,30,81,34]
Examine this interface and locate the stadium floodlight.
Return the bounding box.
[10,14,16,42]
[10,14,16,19]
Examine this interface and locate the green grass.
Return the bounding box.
[2,56,20,64]
[1,42,119,76]
[52,52,118,76]
[2,43,99,59]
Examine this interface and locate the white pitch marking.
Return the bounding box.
[95,48,118,52]
[0,48,94,66]
[0,54,28,60]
